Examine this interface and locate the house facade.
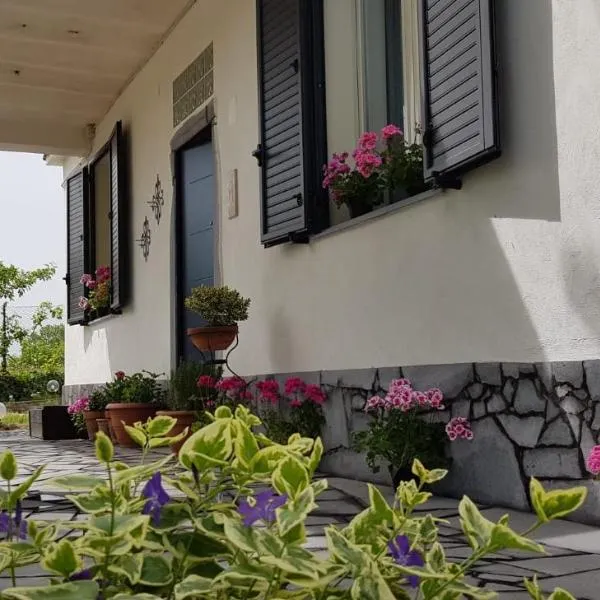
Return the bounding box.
[3,0,600,522]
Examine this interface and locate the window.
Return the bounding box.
[324,0,421,225]
[256,0,500,246]
[65,122,128,325]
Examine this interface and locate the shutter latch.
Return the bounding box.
[252,144,265,167]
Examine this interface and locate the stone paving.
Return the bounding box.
[2,431,600,598]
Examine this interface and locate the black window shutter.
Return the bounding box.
[109,121,127,311]
[256,0,325,246]
[66,168,88,325]
[420,0,500,187]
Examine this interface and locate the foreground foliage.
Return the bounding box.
[0,408,586,599]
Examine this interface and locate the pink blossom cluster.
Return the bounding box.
[197,375,217,389]
[68,396,90,415]
[80,266,111,290]
[322,152,350,190]
[586,445,600,476]
[215,377,253,401]
[352,132,382,178]
[365,378,445,413]
[78,266,112,311]
[445,417,474,441]
[255,379,280,404]
[255,377,327,408]
[322,124,404,190]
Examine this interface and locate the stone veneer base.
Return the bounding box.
[64,360,600,525]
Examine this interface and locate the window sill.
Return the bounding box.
[82,311,121,327]
[312,187,443,242]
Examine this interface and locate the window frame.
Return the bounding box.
[65,121,128,326]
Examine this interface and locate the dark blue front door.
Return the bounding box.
[178,138,215,362]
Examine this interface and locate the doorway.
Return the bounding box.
[175,132,215,362]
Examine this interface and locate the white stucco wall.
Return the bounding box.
[64,0,600,385]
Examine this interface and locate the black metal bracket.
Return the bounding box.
[433,172,463,191]
[252,144,265,167]
[289,231,309,244]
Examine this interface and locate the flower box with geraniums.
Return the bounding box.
[78,265,112,321]
[254,377,327,444]
[0,408,587,600]
[156,361,222,454]
[184,285,250,352]
[104,370,166,447]
[353,378,474,488]
[323,124,425,218]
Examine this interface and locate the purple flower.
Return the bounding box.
[388,535,424,588]
[69,569,92,581]
[0,501,28,540]
[238,490,287,527]
[142,472,170,525]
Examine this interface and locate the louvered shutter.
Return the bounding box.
[66,169,88,325]
[256,0,323,246]
[109,121,127,311]
[420,0,500,186]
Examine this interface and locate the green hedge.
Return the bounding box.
[0,372,64,403]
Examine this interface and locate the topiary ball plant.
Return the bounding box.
[184,286,251,353]
[184,285,250,327]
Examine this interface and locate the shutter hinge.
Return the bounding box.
[252,144,265,167]
[432,172,462,191]
[63,274,70,285]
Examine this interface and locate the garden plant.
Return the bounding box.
[0,406,586,599]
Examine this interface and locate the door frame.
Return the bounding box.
[170,102,218,368]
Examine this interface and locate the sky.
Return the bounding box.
[0,152,66,313]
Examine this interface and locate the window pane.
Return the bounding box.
[93,152,111,271]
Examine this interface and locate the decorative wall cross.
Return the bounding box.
[148,174,164,225]
[136,217,151,261]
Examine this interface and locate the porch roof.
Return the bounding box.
[0,0,195,156]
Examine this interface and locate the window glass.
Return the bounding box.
[93,152,111,271]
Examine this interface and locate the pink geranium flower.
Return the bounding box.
[357,131,378,151]
[586,445,600,476]
[197,375,216,389]
[446,417,474,441]
[381,124,403,140]
[284,377,306,395]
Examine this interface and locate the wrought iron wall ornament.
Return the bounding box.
[148,174,164,225]
[136,217,151,261]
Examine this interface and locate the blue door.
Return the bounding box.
[178,137,215,362]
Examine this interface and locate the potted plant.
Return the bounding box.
[82,389,109,440]
[184,285,250,352]
[78,265,112,320]
[322,124,425,218]
[156,361,221,454]
[105,371,166,447]
[352,378,471,488]
[67,396,89,438]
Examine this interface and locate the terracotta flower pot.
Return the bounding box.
[96,418,112,438]
[83,410,105,441]
[156,410,196,454]
[186,325,238,352]
[106,403,158,447]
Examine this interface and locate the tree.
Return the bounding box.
[9,323,64,376]
[0,262,55,301]
[0,262,56,372]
